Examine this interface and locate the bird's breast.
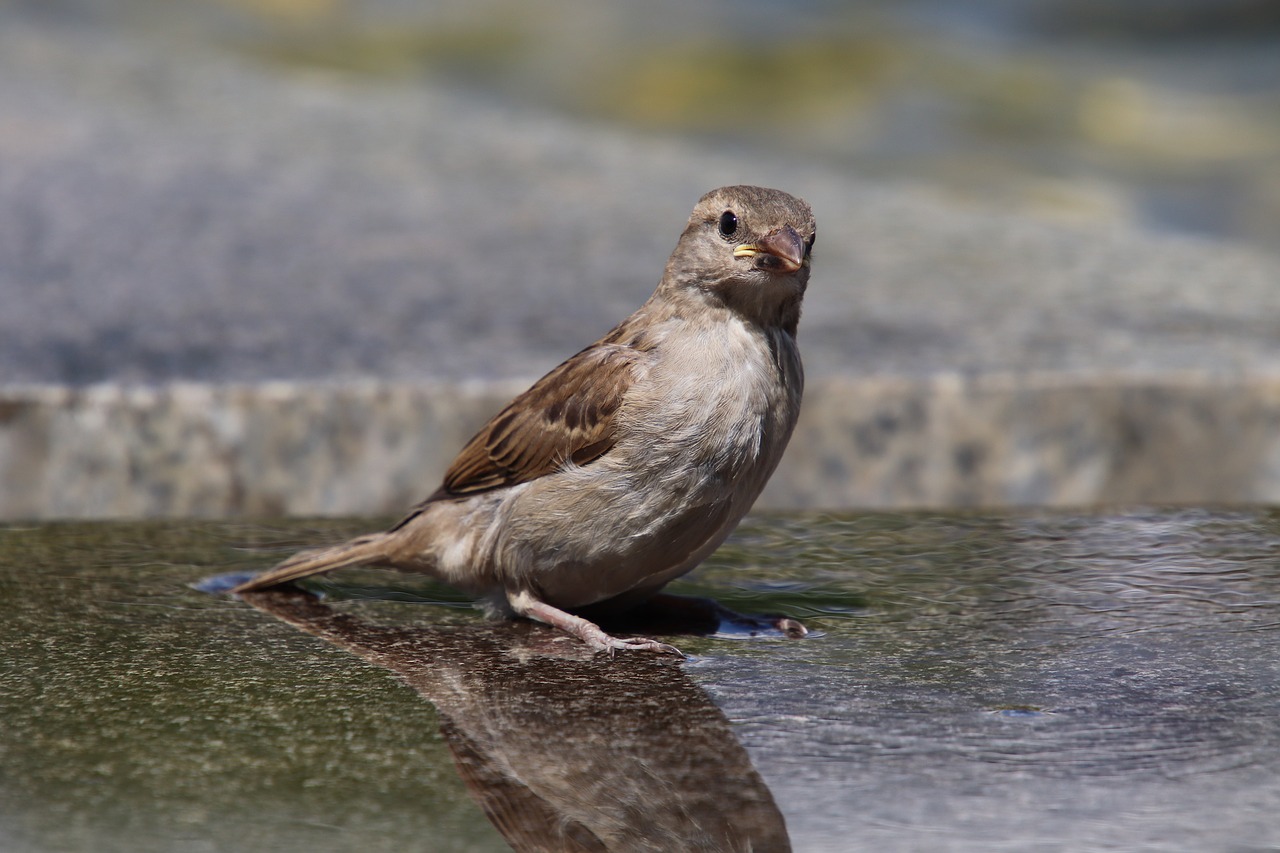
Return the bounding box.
[484,315,802,609]
[623,316,801,473]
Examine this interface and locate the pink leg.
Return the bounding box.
[508,590,684,657]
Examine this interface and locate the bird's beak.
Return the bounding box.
[732,225,807,274]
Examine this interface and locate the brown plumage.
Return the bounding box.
[234,185,816,654]
[435,345,635,499]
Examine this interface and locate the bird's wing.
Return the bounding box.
[436,343,636,499]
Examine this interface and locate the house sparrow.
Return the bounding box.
[233,185,816,654]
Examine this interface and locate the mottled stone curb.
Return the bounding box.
[780,371,1280,509]
[0,382,517,519]
[5,373,1279,519]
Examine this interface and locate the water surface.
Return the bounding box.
[2,508,1279,850]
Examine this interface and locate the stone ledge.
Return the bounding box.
[5,373,1279,519]
[782,371,1280,509]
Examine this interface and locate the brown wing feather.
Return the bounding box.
[438,344,635,498]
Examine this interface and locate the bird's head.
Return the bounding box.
[662,185,816,333]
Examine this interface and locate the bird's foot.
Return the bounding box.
[510,590,685,657]
[766,615,809,639]
[708,609,809,639]
[730,612,808,639]
[586,631,685,658]
[642,593,809,639]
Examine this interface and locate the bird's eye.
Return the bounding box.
[804,230,816,256]
[718,210,738,239]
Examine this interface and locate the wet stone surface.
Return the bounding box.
[3,508,1280,851]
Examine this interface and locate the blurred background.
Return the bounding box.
[5,0,1280,517]
[31,0,1280,252]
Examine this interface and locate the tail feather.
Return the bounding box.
[232,535,391,594]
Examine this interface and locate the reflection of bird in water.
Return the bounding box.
[233,186,815,655]
[241,587,792,852]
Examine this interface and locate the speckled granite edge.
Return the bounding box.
[5,373,1279,519]
[778,371,1280,509]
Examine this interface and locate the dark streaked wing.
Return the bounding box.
[436,344,636,497]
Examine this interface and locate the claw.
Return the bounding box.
[775,617,809,639]
[593,635,686,657]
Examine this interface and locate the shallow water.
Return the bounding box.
[3,509,1279,851]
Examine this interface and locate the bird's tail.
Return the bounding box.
[232,534,392,594]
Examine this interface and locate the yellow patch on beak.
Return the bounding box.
[733,227,806,274]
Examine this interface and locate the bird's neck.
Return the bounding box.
[653,276,803,339]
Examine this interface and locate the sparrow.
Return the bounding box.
[233,185,816,654]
